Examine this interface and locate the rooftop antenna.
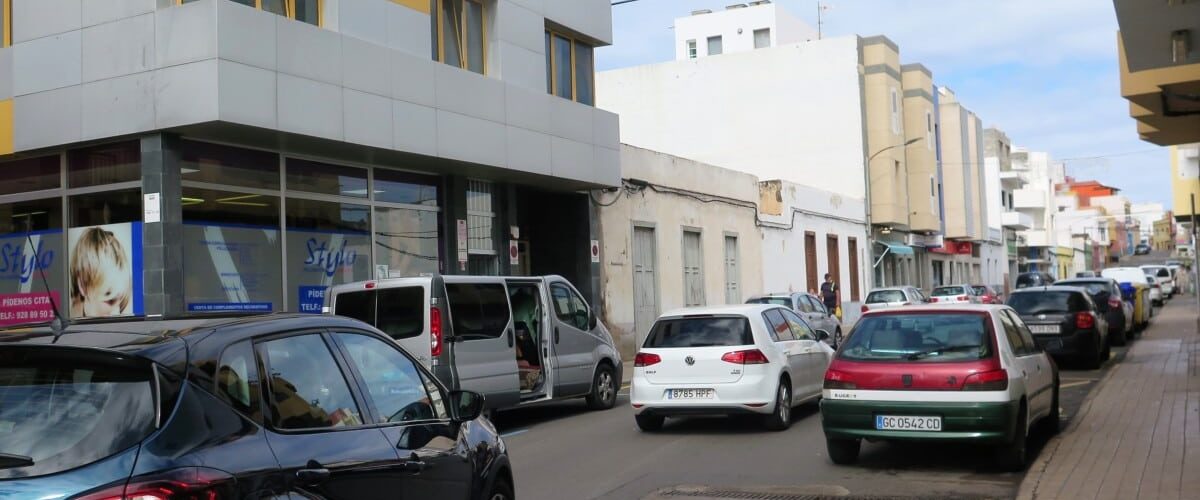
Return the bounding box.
[23,216,66,342]
[817,2,831,39]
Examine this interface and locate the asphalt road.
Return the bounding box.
[490,301,1186,500]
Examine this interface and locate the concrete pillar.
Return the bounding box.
[441,175,468,275]
[139,134,184,318]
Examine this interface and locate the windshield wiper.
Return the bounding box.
[0,453,34,469]
[905,344,980,360]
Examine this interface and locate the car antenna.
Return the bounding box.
[23,217,67,343]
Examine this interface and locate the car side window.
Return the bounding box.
[334,332,448,424]
[551,283,591,331]
[806,296,827,315]
[780,309,816,341]
[215,340,263,424]
[446,283,511,340]
[258,334,364,430]
[794,296,813,313]
[762,309,794,341]
[1005,310,1040,354]
[997,311,1028,356]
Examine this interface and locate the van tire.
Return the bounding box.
[635,414,664,432]
[585,363,618,410]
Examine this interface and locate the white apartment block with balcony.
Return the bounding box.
[1010,148,1064,273]
[673,1,817,60]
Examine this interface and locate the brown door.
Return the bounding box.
[848,237,860,301]
[827,235,841,292]
[805,232,818,293]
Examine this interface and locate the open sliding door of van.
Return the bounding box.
[443,277,521,410]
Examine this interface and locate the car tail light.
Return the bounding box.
[430,306,443,357]
[861,305,869,313]
[76,467,235,500]
[634,352,661,367]
[962,369,1008,391]
[930,297,939,303]
[721,349,769,365]
[1075,312,1095,329]
[958,296,968,302]
[365,281,376,289]
[823,368,858,390]
[1108,298,1122,309]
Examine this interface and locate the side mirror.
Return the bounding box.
[815,329,831,341]
[587,312,598,330]
[449,390,486,422]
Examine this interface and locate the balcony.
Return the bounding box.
[1013,188,1047,210]
[1000,170,1028,188]
[1003,211,1034,230]
[1020,229,1053,248]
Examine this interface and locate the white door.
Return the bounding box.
[724,235,740,304]
[779,309,826,398]
[682,231,705,306]
[633,226,659,346]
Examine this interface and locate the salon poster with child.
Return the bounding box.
[67,223,144,319]
[0,230,64,326]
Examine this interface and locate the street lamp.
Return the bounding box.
[869,137,923,163]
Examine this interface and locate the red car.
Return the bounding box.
[972,285,1003,304]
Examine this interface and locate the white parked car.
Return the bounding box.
[821,305,1060,471]
[930,284,982,304]
[861,286,928,313]
[631,304,836,432]
[1140,265,1175,298]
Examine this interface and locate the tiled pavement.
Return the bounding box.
[1018,299,1200,499]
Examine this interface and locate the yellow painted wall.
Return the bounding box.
[0,99,12,156]
[392,0,431,15]
[1172,145,1200,219]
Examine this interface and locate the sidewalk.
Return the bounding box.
[1017,299,1200,500]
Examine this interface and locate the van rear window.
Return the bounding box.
[746,297,791,307]
[931,286,966,297]
[838,313,992,362]
[0,348,158,478]
[334,287,425,340]
[644,317,753,348]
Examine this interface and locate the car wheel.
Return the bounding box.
[487,477,515,500]
[1102,341,1112,361]
[826,437,861,465]
[763,380,792,431]
[1039,384,1061,436]
[635,413,664,432]
[995,403,1028,471]
[585,364,618,410]
[1084,343,1103,370]
[834,328,843,347]
[1110,323,1127,346]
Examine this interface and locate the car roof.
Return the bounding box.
[1056,278,1116,285]
[933,284,972,288]
[1010,285,1089,294]
[747,292,803,299]
[660,304,782,318]
[868,286,911,292]
[861,304,1007,315]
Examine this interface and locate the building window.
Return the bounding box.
[686,39,697,59]
[707,35,723,56]
[925,111,933,150]
[182,186,283,314]
[433,0,486,74]
[753,28,770,49]
[467,179,496,274]
[890,88,900,134]
[68,142,141,189]
[545,29,596,105]
[178,0,321,26]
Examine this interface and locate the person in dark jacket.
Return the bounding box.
[819,273,839,311]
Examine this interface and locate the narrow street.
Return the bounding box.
[495,303,1170,500]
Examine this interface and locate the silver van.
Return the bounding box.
[328,275,622,414]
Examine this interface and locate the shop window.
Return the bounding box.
[0,156,60,196]
[0,197,64,327]
[433,0,485,74]
[374,207,440,279]
[181,187,282,314]
[374,169,438,206]
[545,29,595,105]
[178,0,321,26]
[66,189,142,320]
[286,198,371,313]
[286,158,368,198]
[67,142,140,188]
[180,140,280,190]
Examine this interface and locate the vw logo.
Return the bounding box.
[1038,314,1046,320]
[685,356,695,366]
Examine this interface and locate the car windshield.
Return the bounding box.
[866,290,905,303]
[644,316,753,348]
[0,347,158,479]
[1008,292,1078,315]
[931,286,965,297]
[838,313,992,362]
[746,297,791,307]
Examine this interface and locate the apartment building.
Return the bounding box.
[0,0,619,323]
[1172,144,1200,225]
[930,86,986,285]
[1113,0,1200,146]
[1011,149,1062,274]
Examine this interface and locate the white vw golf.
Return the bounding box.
[631,305,836,431]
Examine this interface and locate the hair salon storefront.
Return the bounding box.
[0,135,597,327]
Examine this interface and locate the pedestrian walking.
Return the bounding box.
[820,273,841,320]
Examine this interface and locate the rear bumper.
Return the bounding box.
[1032,330,1102,359]
[630,373,777,416]
[821,399,1019,444]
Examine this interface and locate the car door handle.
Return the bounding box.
[296,468,330,485]
[402,460,427,473]
[506,329,514,348]
[555,327,561,344]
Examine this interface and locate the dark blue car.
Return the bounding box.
[0,314,513,500]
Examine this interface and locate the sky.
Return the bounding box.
[596,0,1175,210]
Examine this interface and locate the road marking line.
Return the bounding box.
[501,429,529,438]
[1060,380,1094,389]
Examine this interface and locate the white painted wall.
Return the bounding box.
[597,35,868,200]
[759,180,869,325]
[984,156,1004,240]
[598,145,765,358]
[673,3,817,60]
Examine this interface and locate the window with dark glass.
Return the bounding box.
[445,283,510,339]
[181,187,282,314]
[545,29,597,105]
[180,140,280,190]
[215,341,262,423]
[259,334,363,430]
[67,142,140,188]
[178,0,319,26]
[69,189,141,227]
[375,207,440,278]
[374,169,438,206]
[182,187,280,227]
[0,156,60,195]
[286,158,368,198]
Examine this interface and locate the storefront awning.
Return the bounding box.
[875,241,914,256]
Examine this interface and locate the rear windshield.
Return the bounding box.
[931,286,966,297]
[971,286,988,295]
[644,317,753,348]
[1008,292,1086,315]
[746,297,791,307]
[838,313,992,362]
[333,287,426,340]
[866,290,905,303]
[0,348,157,478]
[1058,281,1109,296]
[1016,274,1042,286]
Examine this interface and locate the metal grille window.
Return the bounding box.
[724,235,739,304]
[683,230,705,307]
[467,180,497,275]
